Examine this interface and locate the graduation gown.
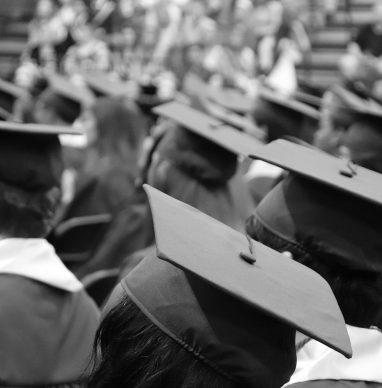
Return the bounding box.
[0,239,100,387]
[56,156,154,278]
[286,325,382,388]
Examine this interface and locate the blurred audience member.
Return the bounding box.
[55,98,153,278]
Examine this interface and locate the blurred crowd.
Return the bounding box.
[15,0,317,96]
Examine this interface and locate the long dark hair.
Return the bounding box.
[91,98,146,164]
[89,294,236,388]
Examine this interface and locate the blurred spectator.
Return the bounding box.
[63,22,111,74]
[54,98,153,277]
[340,0,382,98]
[257,1,310,76]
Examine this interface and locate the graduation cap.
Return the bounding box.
[47,73,95,107]
[106,185,351,388]
[253,87,320,143]
[182,73,265,140]
[0,78,28,120]
[81,71,130,98]
[258,88,321,121]
[153,101,263,156]
[326,88,382,173]
[248,139,382,273]
[207,87,253,115]
[321,85,381,131]
[39,73,95,124]
[0,121,78,191]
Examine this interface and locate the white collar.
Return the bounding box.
[0,238,83,292]
[286,325,382,385]
[244,160,284,181]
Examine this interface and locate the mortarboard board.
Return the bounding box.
[153,101,263,156]
[249,139,382,206]
[81,71,130,98]
[182,73,266,140]
[0,121,79,191]
[248,139,382,273]
[0,120,80,136]
[106,185,351,388]
[207,87,254,115]
[46,72,95,108]
[258,88,321,121]
[37,73,95,124]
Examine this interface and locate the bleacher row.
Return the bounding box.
[297,0,374,88]
[0,0,376,88]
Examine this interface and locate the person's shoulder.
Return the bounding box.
[0,274,98,317]
[288,381,382,388]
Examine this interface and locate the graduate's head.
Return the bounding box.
[315,86,382,165]
[148,101,259,187]
[35,89,82,125]
[253,89,320,144]
[0,122,78,238]
[83,97,145,160]
[90,292,237,388]
[90,186,351,388]
[246,140,382,327]
[342,113,382,174]
[34,73,94,126]
[313,86,373,156]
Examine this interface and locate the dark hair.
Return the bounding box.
[92,98,145,163]
[246,215,382,328]
[39,89,81,124]
[89,294,236,388]
[0,181,61,238]
[253,101,318,144]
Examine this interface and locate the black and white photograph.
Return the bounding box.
[0,0,381,387]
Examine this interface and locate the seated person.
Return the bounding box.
[314,84,382,172]
[0,121,99,387]
[339,1,382,98]
[89,185,351,388]
[54,97,153,278]
[246,141,382,388]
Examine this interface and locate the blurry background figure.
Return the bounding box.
[339,0,382,99]
[13,73,48,123]
[313,86,354,156]
[312,85,382,165]
[313,85,382,174]
[63,22,111,75]
[52,97,154,278]
[342,114,382,174]
[33,73,92,126]
[257,1,310,79]
[27,0,65,71]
